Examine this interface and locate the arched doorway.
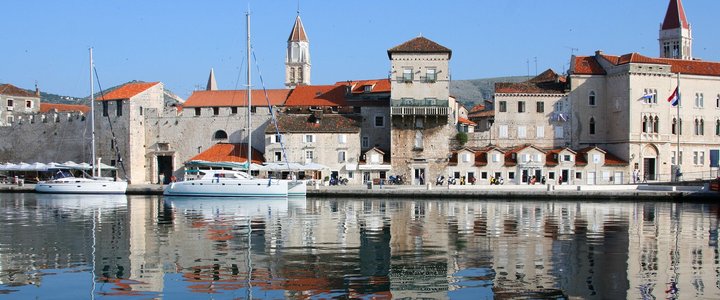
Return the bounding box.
[642,144,659,181]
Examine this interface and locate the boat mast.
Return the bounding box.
[246,11,252,172]
[90,48,96,178]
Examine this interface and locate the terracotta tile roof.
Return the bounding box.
[458,117,476,126]
[0,83,37,97]
[475,152,488,166]
[662,0,689,30]
[267,114,360,134]
[387,36,452,59]
[545,149,562,166]
[603,151,628,166]
[335,79,391,94]
[469,109,494,118]
[284,85,347,107]
[188,143,264,164]
[597,52,720,77]
[183,89,290,107]
[98,82,159,101]
[39,103,90,114]
[571,56,606,75]
[288,15,308,42]
[468,104,485,114]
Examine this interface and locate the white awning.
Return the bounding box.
[358,164,392,171]
[344,163,357,171]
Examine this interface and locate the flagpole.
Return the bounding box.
[676,72,681,182]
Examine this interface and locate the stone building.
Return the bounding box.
[285,14,311,89]
[387,36,457,186]
[0,83,41,126]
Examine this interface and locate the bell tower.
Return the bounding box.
[285,14,310,88]
[659,0,692,60]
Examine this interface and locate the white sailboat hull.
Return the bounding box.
[287,180,307,196]
[35,177,128,194]
[163,178,288,197]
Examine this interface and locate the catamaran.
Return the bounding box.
[35,49,128,194]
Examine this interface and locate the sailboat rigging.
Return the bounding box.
[163,12,288,197]
[34,48,128,194]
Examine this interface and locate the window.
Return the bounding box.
[592,154,601,164]
[518,101,526,113]
[194,107,201,116]
[305,150,313,163]
[499,125,508,138]
[653,116,659,133]
[498,101,507,112]
[425,68,437,83]
[672,118,678,135]
[338,151,346,163]
[517,126,526,138]
[554,126,564,138]
[213,107,219,115]
[492,153,500,162]
[414,131,423,149]
[642,116,648,133]
[536,101,544,113]
[6,99,13,110]
[402,68,413,82]
[26,100,33,109]
[563,155,572,162]
[536,126,544,138]
[116,100,123,116]
[693,151,699,165]
[139,106,143,116]
[6,116,13,123]
[304,134,315,143]
[250,106,257,113]
[700,151,705,165]
[270,134,283,144]
[461,153,470,163]
[695,93,704,108]
[548,172,555,179]
[348,171,354,179]
[717,94,720,108]
[695,119,704,135]
[589,91,596,106]
[576,172,583,179]
[643,88,658,104]
[371,153,381,163]
[374,115,385,127]
[274,151,282,162]
[672,151,677,165]
[362,136,369,148]
[716,120,720,136]
[589,117,596,135]
[102,101,109,116]
[363,85,372,93]
[508,172,515,179]
[415,118,423,129]
[481,172,488,179]
[231,107,238,114]
[338,134,347,144]
[554,100,564,111]
[213,130,228,139]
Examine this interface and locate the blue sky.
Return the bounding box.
[2,0,718,99]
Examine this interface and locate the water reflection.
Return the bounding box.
[0,195,719,299]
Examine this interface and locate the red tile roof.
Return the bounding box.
[98,82,159,101]
[458,117,476,126]
[284,85,347,107]
[468,104,485,114]
[39,103,90,114]
[0,83,37,97]
[387,36,452,59]
[599,52,720,77]
[183,89,290,107]
[571,56,606,75]
[188,143,264,164]
[335,79,391,94]
[496,69,568,94]
[288,15,308,42]
[662,0,689,30]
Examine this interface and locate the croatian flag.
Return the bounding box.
[667,87,679,106]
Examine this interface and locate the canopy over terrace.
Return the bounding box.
[263,162,330,180]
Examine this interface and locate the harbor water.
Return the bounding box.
[1,193,719,299]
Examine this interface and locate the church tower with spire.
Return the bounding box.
[285,14,310,88]
[659,0,692,60]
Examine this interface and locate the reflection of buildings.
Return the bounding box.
[2,195,720,299]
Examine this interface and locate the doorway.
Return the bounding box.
[414,168,426,185]
[643,157,656,181]
[157,156,173,184]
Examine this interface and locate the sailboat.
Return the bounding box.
[164,12,288,197]
[35,48,128,194]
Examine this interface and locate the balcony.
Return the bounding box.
[390,98,449,116]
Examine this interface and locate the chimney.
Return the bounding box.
[35,82,40,97]
[595,50,603,56]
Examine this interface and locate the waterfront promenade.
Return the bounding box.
[0,182,716,200]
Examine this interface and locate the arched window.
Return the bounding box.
[716,120,720,136]
[672,118,677,135]
[699,119,704,135]
[679,119,683,135]
[694,119,700,135]
[589,117,596,135]
[642,116,648,133]
[653,116,659,133]
[588,91,596,106]
[414,131,423,149]
[213,130,228,140]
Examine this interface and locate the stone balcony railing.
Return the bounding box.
[390,98,449,116]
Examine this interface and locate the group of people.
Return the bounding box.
[525,175,547,185]
[436,175,478,185]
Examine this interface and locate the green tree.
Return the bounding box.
[456,132,468,146]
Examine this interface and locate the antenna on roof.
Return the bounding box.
[297,0,300,15]
[534,56,538,76]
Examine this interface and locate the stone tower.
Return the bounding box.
[659,0,692,60]
[285,15,310,88]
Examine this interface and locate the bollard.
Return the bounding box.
[576,185,581,191]
[547,184,551,191]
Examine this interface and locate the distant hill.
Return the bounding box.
[26,81,184,107]
[450,76,530,108]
